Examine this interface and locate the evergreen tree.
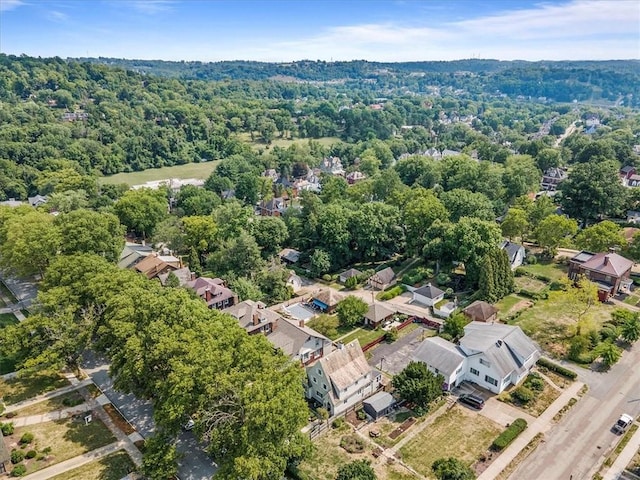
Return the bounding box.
[187,247,202,276]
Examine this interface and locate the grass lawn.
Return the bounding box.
[399,406,502,478]
[0,372,70,405]
[9,417,116,475]
[99,160,221,185]
[0,312,19,328]
[297,424,372,480]
[236,132,342,151]
[8,391,85,418]
[495,294,527,319]
[623,294,640,306]
[500,378,562,417]
[515,276,548,293]
[340,328,385,347]
[508,290,616,357]
[49,451,135,480]
[518,261,568,282]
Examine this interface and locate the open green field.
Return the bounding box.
[49,451,135,480]
[99,160,220,186]
[518,261,568,282]
[236,133,342,151]
[508,289,616,357]
[399,406,502,478]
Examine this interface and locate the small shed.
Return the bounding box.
[463,300,498,323]
[339,268,363,284]
[0,435,10,474]
[363,391,395,420]
[312,289,344,313]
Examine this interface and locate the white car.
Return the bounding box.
[182,418,195,431]
[613,414,634,435]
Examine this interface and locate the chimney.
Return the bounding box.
[299,319,305,328]
[604,255,610,266]
[253,312,260,326]
[205,287,212,302]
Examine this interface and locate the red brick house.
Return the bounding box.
[186,277,238,310]
[568,251,634,301]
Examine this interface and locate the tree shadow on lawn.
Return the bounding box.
[62,415,116,452]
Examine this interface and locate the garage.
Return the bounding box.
[363,391,396,420]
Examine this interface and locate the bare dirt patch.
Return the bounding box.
[389,417,416,440]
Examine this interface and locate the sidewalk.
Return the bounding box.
[11,403,91,427]
[477,380,585,480]
[4,378,93,414]
[602,424,640,480]
[21,441,126,480]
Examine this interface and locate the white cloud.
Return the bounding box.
[0,0,25,12]
[128,0,174,14]
[47,9,68,22]
[246,0,640,62]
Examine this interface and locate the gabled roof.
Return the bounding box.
[500,241,525,264]
[363,391,395,413]
[463,300,498,322]
[313,289,344,307]
[186,277,235,306]
[572,251,633,277]
[268,318,330,358]
[621,165,636,174]
[28,194,48,206]
[365,303,395,323]
[158,267,193,286]
[372,267,395,285]
[118,243,154,269]
[414,283,445,299]
[279,248,301,263]
[413,336,466,377]
[460,321,540,378]
[340,268,362,279]
[223,299,280,332]
[134,253,179,278]
[319,340,371,392]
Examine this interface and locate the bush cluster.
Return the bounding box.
[537,358,577,379]
[379,285,405,301]
[11,465,26,477]
[491,418,528,451]
[11,450,25,464]
[19,433,34,445]
[1,422,14,436]
[512,386,535,404]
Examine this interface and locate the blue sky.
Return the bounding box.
[1,0,638,61]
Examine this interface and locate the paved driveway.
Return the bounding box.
[367,324,434,375]
[82,350,217,480]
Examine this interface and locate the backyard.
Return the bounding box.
[236,132,341,151]
[6,417,116,475]
[399,405,502,478]
[49,451,135,480]
[518,261,568,282]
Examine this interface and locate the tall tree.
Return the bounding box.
[336,296,369,329]
[503,155,541,200]
[114,188,168,238]
[574,221,626,253]
[336,460,377,480]
[392,361,444,414]
[403,190,449,255]
[534,214,578,256]
[559,160,626,226]
[55,209,125,262]
[432,457,475,480]
[440,189,495,222]
[501,208,529,240]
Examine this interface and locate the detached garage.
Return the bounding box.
[363,391,395,420]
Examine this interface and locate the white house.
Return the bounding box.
[433,300,457,319]
[500,241,526,270]
[412,322,541,393]
[306,340,382,417]
[412,283,445,307]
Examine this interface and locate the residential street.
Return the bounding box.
[509,346,640,479]
[82,350,217,480]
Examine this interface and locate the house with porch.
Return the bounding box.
[540,167,568,191]
[259,196,289,217]
[311,289,344,313]
[186,277,238,310]
[568,251,634,301]
[368,267,396,291]
[224,300,333,365]
[363,302,395,328]
[412,322,540,393]
[306,340,382,417]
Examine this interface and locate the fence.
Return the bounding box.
[361,315,417,352]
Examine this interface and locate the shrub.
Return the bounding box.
[41,447,52,455]
[1,422,15,436]
[512,386,535,404]
[25,450,37,459]
[537,358,577,380]
[385,328,398,342]
[549,280,566,291]
[435,273,451,286]
[356,409,367,421]
[11,450,25,464]
[331,417,345,429]
[11,465,26,477]
[5,412,16,419]
[321,274,331,282]
[378,285,405,301]
[19,433,34,445]
[62,396,83,407]
[340,434,365,453]
[527,378,545,391]
[526,255,538,265]
[344,276,358,289]
[491,418,528,451]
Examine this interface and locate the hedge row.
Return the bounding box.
[514,267,553,283]
[378,285,406,301]
[491,418,528,451]
[537,358,577,380]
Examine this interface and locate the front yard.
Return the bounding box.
[49,451,135,480]
[399,405,502,478]
[0,371,70,405]
[6,391,85,418]
[498,372,564,417]
[5,417,116,475]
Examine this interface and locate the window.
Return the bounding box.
[317,369,323,376]
[470,368,479,376]
[312,377,317,383]
[479,358,490,367]
[323,383,327,390]
[485,375,498,386]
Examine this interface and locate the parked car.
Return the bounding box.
[458,394,485,410]
[182,417,195,431]
[613,414,634,434]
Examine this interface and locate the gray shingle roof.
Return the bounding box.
[363,391,395,413]
[320,340,371,392]
[365,303,395,323]
[500,240,524,264]
[414,283,445,299]
[268,318,329,358]
[372,267,395,285]
[412,336,466,377]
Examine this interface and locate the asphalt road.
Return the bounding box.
[82,350,217,480]
[509,346,640,480]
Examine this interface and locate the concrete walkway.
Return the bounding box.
[11,403,91,427]
[477,380,585,480]
[602,423,640,480]
[21,441,126,480]
[4,378,93,414]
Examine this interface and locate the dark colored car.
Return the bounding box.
[458,394,485,410]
